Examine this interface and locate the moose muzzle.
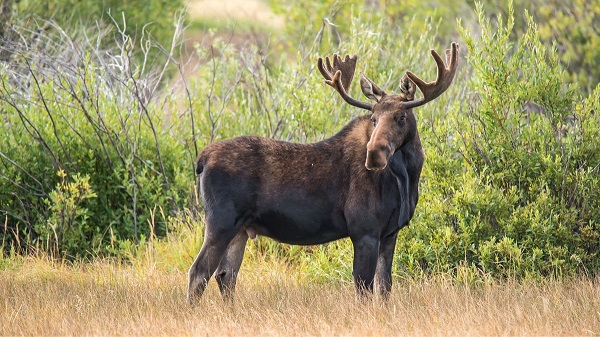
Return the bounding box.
[365,141,392,170]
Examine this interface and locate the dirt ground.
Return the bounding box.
[187,0,283,28]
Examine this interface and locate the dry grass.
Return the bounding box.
[1,257,599,336]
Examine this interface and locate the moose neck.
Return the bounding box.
[325,115,373,151]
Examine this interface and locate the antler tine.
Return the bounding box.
[402,42,459,110]
[318,54,356,92]
[317,56,333,82]
[317,54,373,111]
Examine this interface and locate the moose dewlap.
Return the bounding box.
[188,43,459,304]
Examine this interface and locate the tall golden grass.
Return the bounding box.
[1,256,598,336]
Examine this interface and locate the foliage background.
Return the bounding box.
[1,0,599,281]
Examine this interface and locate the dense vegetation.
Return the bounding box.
[1,0,598,281]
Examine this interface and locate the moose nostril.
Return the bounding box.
[365,149,389,171]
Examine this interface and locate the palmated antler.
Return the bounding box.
[402,42,459,110]
[318,54,373,111]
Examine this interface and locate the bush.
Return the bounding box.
[395,2,600,279]
[3,0,183,52]
[269,0,600,94]
[475,0,600,94]
[0,14,191,258]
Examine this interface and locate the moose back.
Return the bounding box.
[188,43,459,303]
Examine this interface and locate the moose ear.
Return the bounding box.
[399,74,416,101]
[360,73,387,102]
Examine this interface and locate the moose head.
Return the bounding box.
[318,42,459,170]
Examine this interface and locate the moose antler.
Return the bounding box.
[318,54,373,111]
[402,42,459,110]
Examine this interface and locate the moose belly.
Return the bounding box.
[250,199,347,245]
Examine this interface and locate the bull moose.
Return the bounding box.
[188,42,459,303]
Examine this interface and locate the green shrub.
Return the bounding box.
[6,0,183,53]
[475,0,600,94]
[0,14,191,258]
[37,170,97,257]
[395,2,600,279]
[269,0,474,54]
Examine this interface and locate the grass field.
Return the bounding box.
[1,257,599,336]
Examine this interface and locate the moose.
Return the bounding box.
[188,42,459,304]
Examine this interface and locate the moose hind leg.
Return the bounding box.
[187,209,240,305]
[215,230,249,301]
[187,236,231,305]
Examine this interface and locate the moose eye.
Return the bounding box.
[399,115,406,122]
[371,117,377,126]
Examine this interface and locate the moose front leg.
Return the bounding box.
[351,235,380,299]
[375,228,400,300]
